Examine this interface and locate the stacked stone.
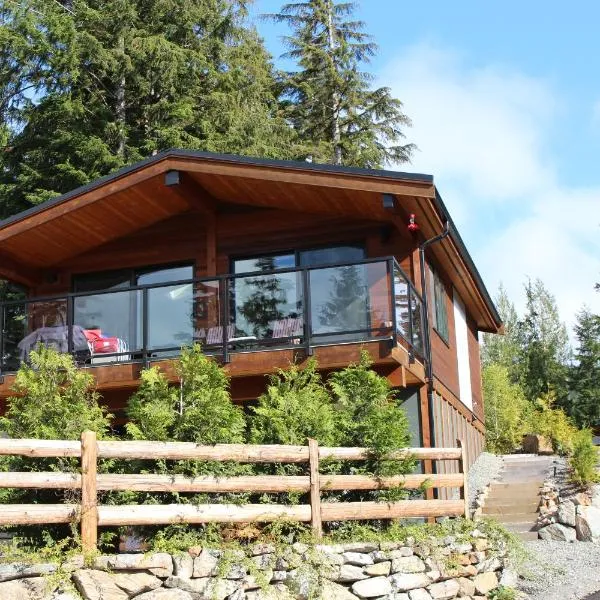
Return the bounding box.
[536,480,559,529]
[537,483,600,543]
[0,532,517,600]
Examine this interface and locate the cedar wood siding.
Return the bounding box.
[426,262,460,401]
[31,208,414,297]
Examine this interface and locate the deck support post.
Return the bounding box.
[81,430,98,553]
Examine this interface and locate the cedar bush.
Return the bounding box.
[0,345,111,441]
[569,429,600,485]
[0,346,112,545]
[249,358,338,447]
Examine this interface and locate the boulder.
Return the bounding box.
[342,552,374,566]
[538,523,576,542]
[391,556,426,574]
[334,564,368,583]
[164,576,239,599]
[591,485,600,509]
[389,573,432,592]
[0,577,47,600]
[132,590,194,600]
[245,584,295,600]
[320,580,360,600]
[340,543,379,553]
[473,571,498,595]
[251,543,276,556]
[113,572,162,596]
[408,590,432,600]
[576,505,600,542]
[94,553,173,578]
[351,576,392,598]
[457,576,475,596]
[172,554,193,578]
[522,434,553,454]
[557,501,577,527]
[0,562,56,583]
[427,579,460,599]
[364,561,391,576]
[72,570,129,600]
[388,547,415,559]
[192,550,219,577]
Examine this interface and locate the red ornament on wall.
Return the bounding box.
[407,213,420,232]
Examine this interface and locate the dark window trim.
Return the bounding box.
[429,265,449,345]
[228,240,367,272]
[72,260,196,292]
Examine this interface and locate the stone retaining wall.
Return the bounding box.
[0,531,517,600]
[537,480,600,543]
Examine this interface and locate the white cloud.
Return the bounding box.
[379,42,600,335]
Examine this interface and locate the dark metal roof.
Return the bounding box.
[433,189,502,328]
[0,149,500,328]
[0,149,433,230]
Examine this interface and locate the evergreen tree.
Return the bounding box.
[0,0,298,216]
[566,309,600,428]
[270,0,414,167]
[481,284,520,377]
[516,278,570,403]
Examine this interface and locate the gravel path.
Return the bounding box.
[520,540,600,599]
[467,451,503,507]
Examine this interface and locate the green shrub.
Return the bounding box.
[526,392,578,454]
[249,358,338,446]
[483,364,530,454]
[0,345,111,440]
[329,352,414,477]
[127,345,245,445]
[569,429,600,485]
[0,346,112,545]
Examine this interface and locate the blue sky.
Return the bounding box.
[251,0,600,333]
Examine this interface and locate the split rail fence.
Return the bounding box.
[0,432,469,552]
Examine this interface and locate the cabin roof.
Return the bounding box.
[0,149,501,332]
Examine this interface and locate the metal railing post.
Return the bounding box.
[0,305,5,374]
[67,296,74,357]
[222,279,230,363]
[406,284,415,363]
[389,259,398,349]
[301,269,313,356]
[142,288,149,368]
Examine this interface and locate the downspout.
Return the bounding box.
[418,220,450,448]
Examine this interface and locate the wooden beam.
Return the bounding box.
[0,251,42,286]
[167,172,219,215]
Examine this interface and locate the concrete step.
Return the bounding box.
[483,503,540,514]
[488,512,538,523]
[501,521,537,533]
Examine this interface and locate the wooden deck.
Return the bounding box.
[0,340,426,403]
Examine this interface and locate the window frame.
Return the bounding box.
[429,265,449,345]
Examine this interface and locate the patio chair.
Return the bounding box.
[271,317,304,344]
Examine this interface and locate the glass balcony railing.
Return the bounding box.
[0,258,425,373]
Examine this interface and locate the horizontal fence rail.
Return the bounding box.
[0,432,469,551]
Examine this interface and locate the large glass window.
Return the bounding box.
[232,254,299,339]
[430,267,449,343]
[231,245,367,343]
[73,264,194,356]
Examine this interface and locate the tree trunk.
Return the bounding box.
[115,34,126,159]
[326,2,342,165]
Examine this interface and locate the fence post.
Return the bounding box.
[81,430,98,553]
[456,439,470,519]
[308,438,322,539]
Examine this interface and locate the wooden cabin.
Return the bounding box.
[0,150,501,471]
